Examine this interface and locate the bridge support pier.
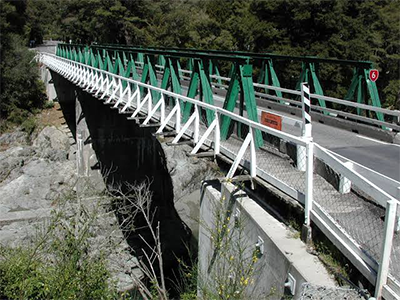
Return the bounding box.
[75,95,105,196]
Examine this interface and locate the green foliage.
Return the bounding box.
[0,199,118,300]
[21,116,37,136]
[198,189,262,299]
[2,0,399,111]
[0,1,46,128]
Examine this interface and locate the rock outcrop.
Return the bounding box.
[0,125,76,245]
[0,125,140,291]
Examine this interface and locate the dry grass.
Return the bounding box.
[35,102,64,129]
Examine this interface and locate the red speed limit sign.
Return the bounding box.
[369,69,379,82]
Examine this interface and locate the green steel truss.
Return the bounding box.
[56,43,385,141]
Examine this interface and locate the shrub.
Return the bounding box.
[0,197,118,300]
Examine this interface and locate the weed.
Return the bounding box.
[44,101,55,109]
[0,191,118,300]
[21,117,36,136]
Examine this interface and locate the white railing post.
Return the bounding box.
[301,82,314,243]
[396,187,400,233]
[301,137,314,244]
[375,199,398,299]
[304,140,314,227]
[249,128,256,178]
[214,111,220,156]
[297,82,311,171]
[176,99,181,133]
[194,104,199,144]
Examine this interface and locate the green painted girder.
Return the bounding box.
[220,62,263,148]
[364,69,384,123]
[159,56,183,104]
[257,59,283,101]
[87,43,374,69]
[137,53,144,64]
[198,59,215,125]
[180,59,214,125]
[188,58,194,72]
[88,44,251,63]
[295,62,327,114]
[139,55,160,102]
[58,43,386,131]
[182,59,200,121]
[87,44,384,117]
[158,55,166,67]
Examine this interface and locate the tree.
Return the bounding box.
[0,0,46,129]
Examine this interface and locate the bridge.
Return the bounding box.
[38,43,399,299]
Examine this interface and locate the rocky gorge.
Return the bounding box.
[0,101,218,294]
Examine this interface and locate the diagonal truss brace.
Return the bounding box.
[156,100,181,134]
[143,94,165,125]
[113,82,131,108]
[171,104,200,144]
[226,128,256,179]
[130,90,152,119]
[105,77,123,104]
[190,111,220,156]
[121,86,140,113]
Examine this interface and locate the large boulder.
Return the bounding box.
[33,126,70,152]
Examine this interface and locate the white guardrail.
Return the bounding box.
[39,53,399,299]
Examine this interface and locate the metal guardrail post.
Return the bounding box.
[297,82,311,171]
[375,199,398,299]
[301,82,314,244]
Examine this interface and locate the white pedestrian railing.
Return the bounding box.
[39,52,400,299]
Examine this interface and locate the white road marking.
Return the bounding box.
[356,134,400,147]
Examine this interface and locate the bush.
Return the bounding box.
[0,32,46,125]
[21,116,36,136]
[0,198,118,300]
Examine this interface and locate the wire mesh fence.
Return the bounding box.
[312,158,385,264]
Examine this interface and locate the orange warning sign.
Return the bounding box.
[261,112,282,131]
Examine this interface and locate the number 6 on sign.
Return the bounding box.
[369,69,379,82]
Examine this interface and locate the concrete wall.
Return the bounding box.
[198,181,335,299]
[40,65,57,103]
